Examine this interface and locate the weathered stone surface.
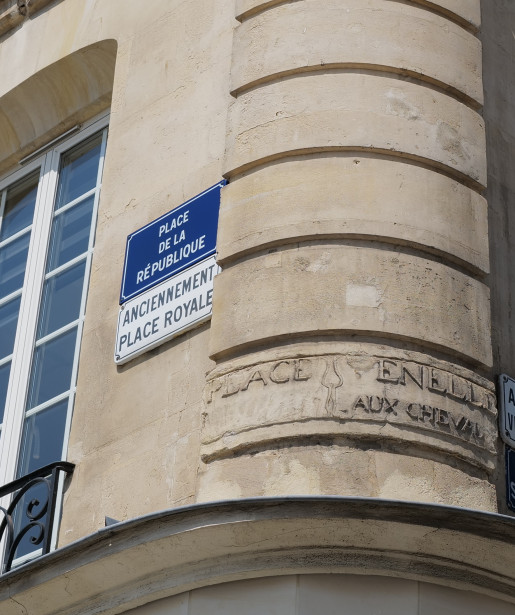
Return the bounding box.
[0,0,505,569]
[197,448,497,511]
[224,73,486,186]
[206,0,495,520]
[232,0,482,105]
[210,245,492,366]
[235,0,481,30]
[482,2,515,422]
[218,157,488,273]
[202,349,497,470]
[0,0,237,545]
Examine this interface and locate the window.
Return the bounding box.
[0,115,108,564]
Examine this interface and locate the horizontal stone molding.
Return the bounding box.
[201,351,497,471]
[208,341,497,389]
[0,499,513,615]
[231,0,482,106]
[217,157,488,273]
[0,0,22,37]
[409,0,481,29]
[224,73,486,188]
[0,0,62,38]
[235,0,481,32]
[209,245,492,366]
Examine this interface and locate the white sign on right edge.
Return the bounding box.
[499,374,515,448]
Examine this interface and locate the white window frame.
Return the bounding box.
[0,113,108,554]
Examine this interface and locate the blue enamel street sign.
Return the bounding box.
[120,181,226,304]
[507,447,515,512]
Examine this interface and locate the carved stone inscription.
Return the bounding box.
[202,355,497,463]
[205,359,312,402]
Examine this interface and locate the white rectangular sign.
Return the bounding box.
[115,255,220,365]
[499,374,515,448]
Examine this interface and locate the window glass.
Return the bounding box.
[0,362,10,423]
[55,134,102,208]
[0,297,21,359]
[46,196,94,271]
[0,119,107,571]
[0,172,38,241]
[13,398,68,561]
[17,399,68,477]
[37,261,86,338]
[26,328,77,410]
[0,233,30,300]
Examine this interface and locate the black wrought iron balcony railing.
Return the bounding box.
[0,461,75,573]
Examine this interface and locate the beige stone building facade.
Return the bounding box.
[0,0,514,612]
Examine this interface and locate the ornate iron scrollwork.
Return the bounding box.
[0,461,74,573]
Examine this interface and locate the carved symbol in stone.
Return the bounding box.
[321,357,344,413]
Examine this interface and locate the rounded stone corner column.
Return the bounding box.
[200,0,498,511]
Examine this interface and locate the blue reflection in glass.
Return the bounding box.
[14,399,68,560]
[55,135,102,209]
[0,173,38,241]
[0,361,10,423]
[26,328,76,410]
[46,196,94,271]
[0,233,30,300]
[37,261,86,339]
[0,296,21,359]
[17,399,68,476]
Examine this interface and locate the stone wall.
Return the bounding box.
[201,0,497,509]
[0,0,510,546]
